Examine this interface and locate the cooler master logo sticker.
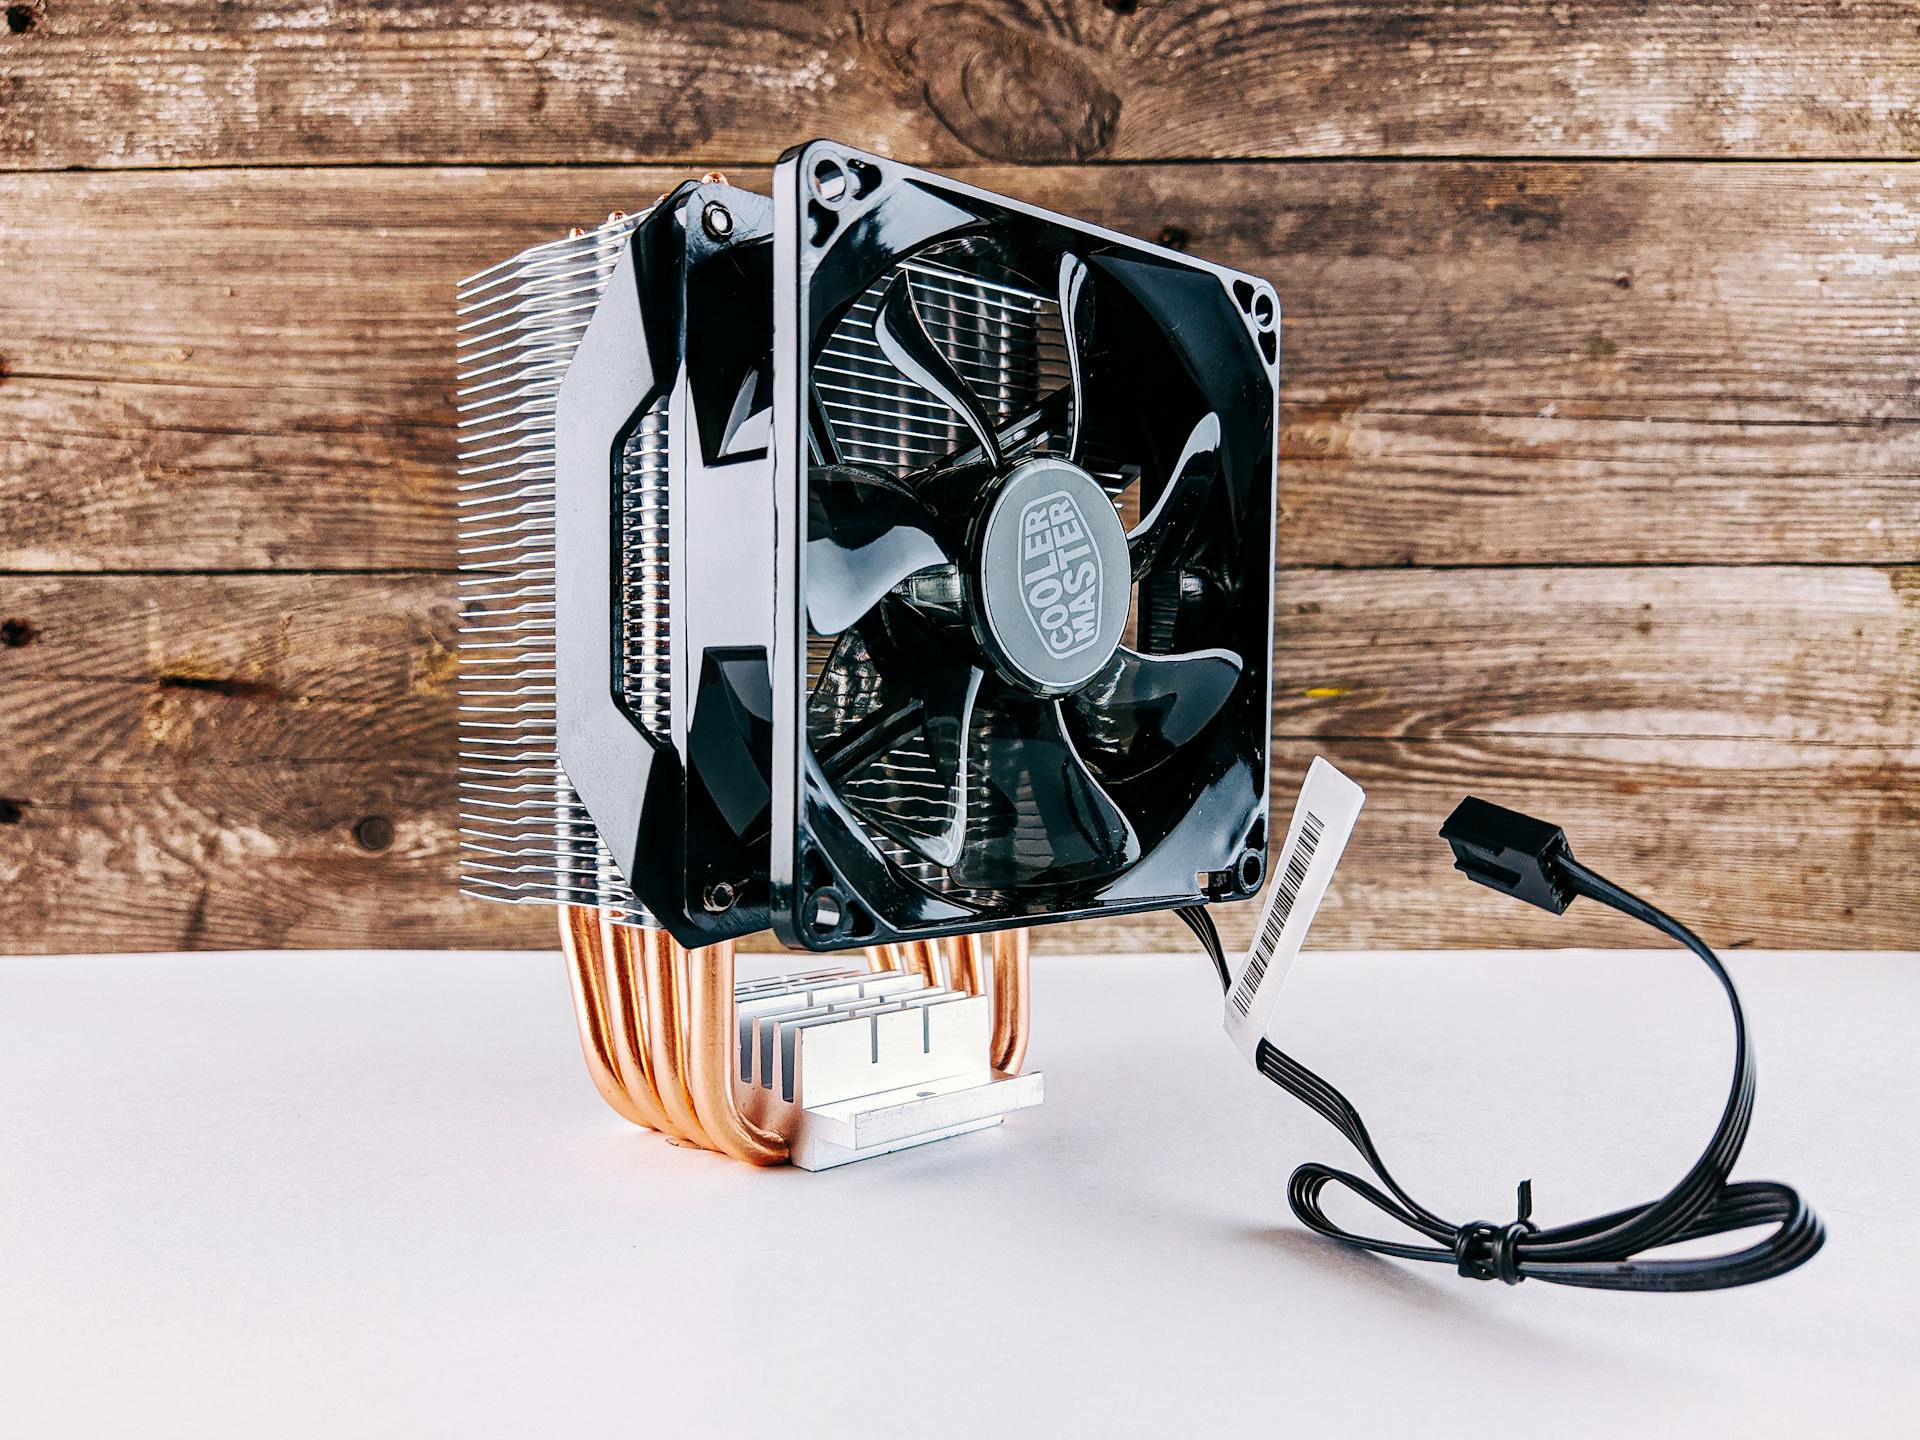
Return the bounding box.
[975,459,1130,693]
[1018,490,1102,660]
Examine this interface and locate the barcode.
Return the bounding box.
[1230,810,1325,1017]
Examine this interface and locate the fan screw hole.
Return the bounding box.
[810,155,849,206]
[702,880,738,914]
[701,202,734,241]
[1237,851,1265,894]
[1252,290,1276,330]
[806,888,846,934]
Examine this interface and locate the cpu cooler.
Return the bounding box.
[456,142,1279,1167]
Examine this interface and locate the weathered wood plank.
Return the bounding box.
[4,164,1915,570]
[8,376,1913,574]
[7,567,1909,770]
[2,2,1917,169]
[0,762,550,952]
[9,163,1917,421]
[1068,735,1920,955]
[3,567,1913,951]
[1282,409,1918,570]
[1274,566,1920,745]
[4,738,1911,954]
[0,377,450,573]
[0,573,457,779]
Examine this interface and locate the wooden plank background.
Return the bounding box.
[1,3,1914,955]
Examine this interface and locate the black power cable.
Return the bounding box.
[1185,797,1825,1292]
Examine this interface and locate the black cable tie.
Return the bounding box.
[1452,1222,1499,1281]
[1453,1184,1537,1284]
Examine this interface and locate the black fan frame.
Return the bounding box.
[554,178,789,949]
[768,142,1282,951]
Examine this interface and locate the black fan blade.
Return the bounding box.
[902,384,1076,524]
[806,463,950,635]
[901,455,999,534]
[835,659,983,871]
[873,274,1005,471]
[1064,645,1242,780]
[952,686,1140,890]
[1127,410,1221,581]
[816,605,982,870]
[808,629,894,746]
[1057,253,1090,464]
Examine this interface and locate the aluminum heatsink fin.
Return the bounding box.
[454,211,654,919]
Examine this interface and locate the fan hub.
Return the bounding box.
[971,458,1131,694]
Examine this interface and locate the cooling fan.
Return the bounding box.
[455,142,1280,1168]
[782,147,1280,948]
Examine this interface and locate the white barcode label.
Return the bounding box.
[1223,758,1365,1062]
[1230,809,1324,1017]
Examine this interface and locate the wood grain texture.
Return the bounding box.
[0,762,538,952]
[1273,566,1920,746]
[10,567,1910,771]
[0,377,450,572]
[1,573,456,779]
[2,2,1918,169]
[3,164,1915,571]
[3,567,1913,951]
[1072,735,1920,955]
[1,5,1913,954]
[6,739,1912,954]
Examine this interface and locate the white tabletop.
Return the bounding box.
[2,946,1911,1437]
